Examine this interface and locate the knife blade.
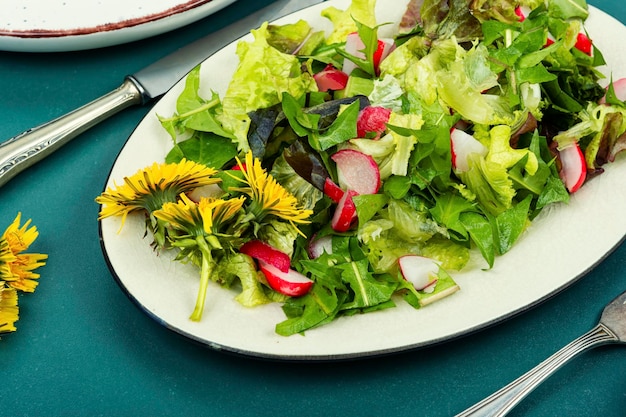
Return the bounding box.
[0,0,325,188]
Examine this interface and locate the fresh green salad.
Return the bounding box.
[100,0,626,336]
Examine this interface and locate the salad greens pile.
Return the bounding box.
[156,0,626,335]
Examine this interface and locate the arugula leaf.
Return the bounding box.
[495,194,532,254]
[548,0,589,20]
[509,154,547,195]
[430,192,477,240]
[312,99,360,150]
[157,67,231,140]
[353,194,389,224]
[282,92,321,137]
[605,77,626,108]
[337,19,381,77]
[165,132,238,169]
[460,211,496,268]
[275,281,345,336]
[536,175,570,211]
[338,259,397,309]
[383,175,412,199]
[275,237,398,336]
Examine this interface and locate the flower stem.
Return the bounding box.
[189,238,213,321]
[159,98,221,123]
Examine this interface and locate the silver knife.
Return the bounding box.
[0,0,324,188]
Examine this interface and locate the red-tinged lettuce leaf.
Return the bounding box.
[421,0,483,42]
[247,103,283,159]
[420,0,450,37]
[588,111,625,167]
[469,0,520,24]
[283,139,330,191]
[399,0,424,33]
[608,132,626,163]
[266,20,324,55]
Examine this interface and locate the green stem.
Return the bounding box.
[160,98,221,123]
[189,237,214,321]
[245,200,266,223]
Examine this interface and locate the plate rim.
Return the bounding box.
[0,0,238,52]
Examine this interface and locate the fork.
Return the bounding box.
[455,290,626,417]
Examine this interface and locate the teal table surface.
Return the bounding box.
[1,1,625,416]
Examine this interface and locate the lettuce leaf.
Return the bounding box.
[266,20,324,55]
[219,22,317,151]
[321,0,377,44]
[548,0,588,20]
[469,0,523,24]
[460,153,515,216]
[218,254,273,307]
[421,0,483,42]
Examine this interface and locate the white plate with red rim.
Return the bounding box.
[0,0,238,52]
[99,0,626,361]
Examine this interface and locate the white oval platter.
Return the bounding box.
[100,0,626,360]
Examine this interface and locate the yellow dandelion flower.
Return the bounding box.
[230,152,312,229]
[154,193,206,236]
[155,194,246,237]
[6,253,48,293]
[96,159,220,226]
[3,213,39,254]
[0,238,16,280]
[155,193,247,322]
[200,196,246,233]
[0,213,47,292]
[154,194,247,322]
[0,282,19,334]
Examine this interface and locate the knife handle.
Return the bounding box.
[0,78,143,188]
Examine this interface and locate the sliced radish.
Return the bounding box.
[544,32,556,48]
[600,77,626,104]
[239,240,291,273]
[331,189,358,232]
[515,5,531,21]
[357,106,392,138]
[342,33,363,76]
[331,149,381,195]
[374,38,395,70]
[258,260,313,297]
[420,280,438,294]
[342,32,394,75]
[313,64,349,92]
[450,128,488,172]
[559,142,587,193]
[574,32,592,56]
[308,234,333,259]
[323,177,344,203]
[398,255,439,291]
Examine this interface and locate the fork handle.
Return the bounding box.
[0,78,142,188]
[455,324,619,417]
